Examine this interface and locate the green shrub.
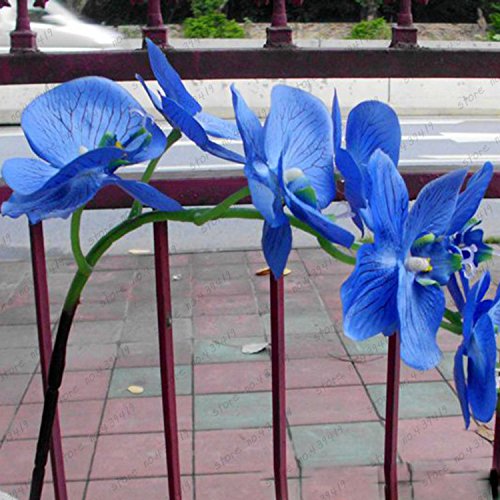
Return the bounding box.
[183,13,245,38]
[488,3,500,41]
[191,0,227,17]
[348,18,391,40]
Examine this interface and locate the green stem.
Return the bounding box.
[193,186,250,226]
[70,207,92,277]
[128,129,182,219]
[444,307,463,326]
[318,237,357,266]
[440,320,463,335]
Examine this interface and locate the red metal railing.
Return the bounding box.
[1,1,500,500]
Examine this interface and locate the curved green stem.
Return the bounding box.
[70,207,92,277]
[193,186,250,226]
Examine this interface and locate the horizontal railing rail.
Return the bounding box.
[1,47,500,83]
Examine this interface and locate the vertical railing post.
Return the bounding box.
[142,0,169,48]
[389,0,420,48]
[29,223,68,500]
[153,221,182,500]
[490,403,500,496]
[384,332,401,500]
[270,275,289,500]
[264,0,294,48]
[10,0,37,52]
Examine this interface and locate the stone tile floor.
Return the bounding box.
[0,248,497,499]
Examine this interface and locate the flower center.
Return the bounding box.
[79,145,89,155]
[283,168,318,208]
[405,256,433,274]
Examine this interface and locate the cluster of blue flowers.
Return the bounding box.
[1,39,498,429]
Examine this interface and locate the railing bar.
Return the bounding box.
[270,274,288,499]
[142,0,168,48]
[384,332,401,500]
[265,0,293,47]
[28,223,68,500]
[153,221,182,499]
[490,407,500,496]
[10,0,37,51]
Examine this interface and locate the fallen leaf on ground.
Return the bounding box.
[255,267,291,276]
[128,249,152,255]
[127,385,145,395]
[242,343,269,354]
[476,424,494,443]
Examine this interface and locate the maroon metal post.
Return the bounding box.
[490,405,500,496]
[142,0,169,48]
[29,223,68,500]
[265,0,294,48]
[270,274,289,499]
[384,332,401,500]
[153,221,182,500]
[10,0,37,51]
[390,0,418,48]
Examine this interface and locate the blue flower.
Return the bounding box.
[137,39,244,164]
[1,77,183,224]
[341,149,468,370]
[231,84,355,278]
[447,162,494,279]
[332,92,401,233]
[454,271,499,428]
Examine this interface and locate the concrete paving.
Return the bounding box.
[0,250,496,499]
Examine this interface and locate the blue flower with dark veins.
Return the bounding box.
[342,149,468,370]
[1,77,183,224]
[137,39,244,164]
[232,84,355,278]
[332,92,401,233]
[446,162,494,279]
[454,271,499,428]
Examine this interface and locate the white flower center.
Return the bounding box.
[405,256,433,273]
[79,145,89,155]
[283,167,304,184]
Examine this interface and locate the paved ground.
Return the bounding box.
[0,249,497,499]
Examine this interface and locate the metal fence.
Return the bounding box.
[1,0,500,499]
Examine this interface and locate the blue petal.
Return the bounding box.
[262,221,292,279]
[454,345,471,428]
[245,165,285,227]
[448,162,494,235]
[283,185,355,248]
[145,38,201,116]
[22,77,155,168]
[42,148,127,190]
[195,111,241,140]
[2,170,106,224]
[404,169,467,249]
[2,158,58,195]
[341,244,399,341]
[136,73,163,113]
[108,176,183,212]
[366,150,408,248]
[397,267,443,370]
[335,149,366,212]
[488,292,500,331]
[332,90,342,155]
[345,100,401,171]
[467,313,497,423]
[160,97,245,164]
[231,85,265,162]
[264,85,335,209]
